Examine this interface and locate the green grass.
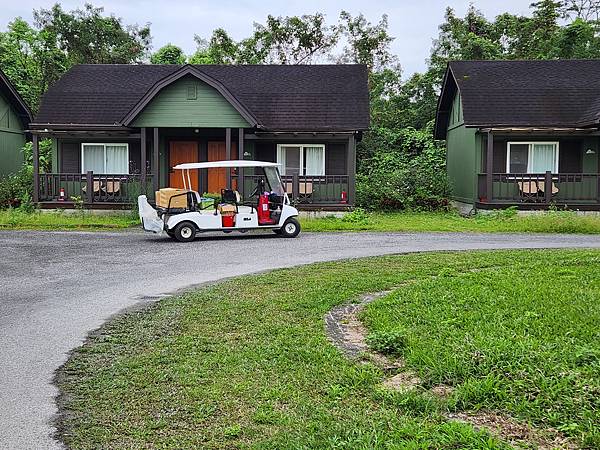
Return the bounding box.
[57,250,600,448]
[302,209,600,234]
[0,209,138,230]
[2,206,600,233]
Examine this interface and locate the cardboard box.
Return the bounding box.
[155,188,188,209]
[218,204,237,216]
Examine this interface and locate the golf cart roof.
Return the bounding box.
[173,160,280,170]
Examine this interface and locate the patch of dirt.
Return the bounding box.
[382,371,422,392]
[430,384,455,398]
[447,411,577,450]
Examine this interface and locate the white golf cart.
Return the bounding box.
[138,160,301,242]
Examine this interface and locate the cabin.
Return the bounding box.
[0,69,32,177]
[30,64,369,209]
[435,60,600,211]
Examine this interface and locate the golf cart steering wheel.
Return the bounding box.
[251,179,265,197]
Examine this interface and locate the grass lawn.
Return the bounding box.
[2,205,600,234]
[0,209,138,230]
[302,209,600,234]
[57,250,600,449]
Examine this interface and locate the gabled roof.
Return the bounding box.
[33,64,370,132]
[0,69,33,127]
[434,60,600,140]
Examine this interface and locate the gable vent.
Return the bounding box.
[186,84,197,100]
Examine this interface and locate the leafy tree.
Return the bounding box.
[150,44,186,64]
[189,29,239,64]
[33,3,151,65]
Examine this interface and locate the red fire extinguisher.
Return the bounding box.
[59,188,66,202]
[257,192,275,225]
[340,190,348,204]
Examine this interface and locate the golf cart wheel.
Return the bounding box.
[280,218,301,238]
[173,221,196,242]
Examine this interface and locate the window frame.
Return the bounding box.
[276,143,326,176]
[506,141,559,174]
[81,143,129,174]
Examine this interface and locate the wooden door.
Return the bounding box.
[207,141,237,193]
[169,141,199,191]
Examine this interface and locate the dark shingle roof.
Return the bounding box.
[435,60,600,139]
[34,64,369,131]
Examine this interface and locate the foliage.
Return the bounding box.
[366,329,407,356]
[0,3,151,111]
[356,126,450,210]
[150,44,186,64]
[190,13,340,65]
[0,168,32,209]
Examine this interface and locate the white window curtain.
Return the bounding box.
[82,144,129,174]
[304,146,325,176]
[530,143,557,173]
[105,145,129,173]
[82,145,105,173]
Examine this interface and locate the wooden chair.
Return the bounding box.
[537,181,559,196]
[81,181,101,195]
[517,180,540,202]
[104,180,121,195]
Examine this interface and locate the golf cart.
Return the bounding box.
[138,160,301,242]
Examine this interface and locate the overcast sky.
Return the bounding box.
[1,0,532,77]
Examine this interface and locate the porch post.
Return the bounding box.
[32,134,39,203]
[238,128,245,198]
[225,127,232,189]
[544,171,552,204]
[347,133,356,205]
[140,127,147,193]
[486,131,493,202]
[153,127,159,193]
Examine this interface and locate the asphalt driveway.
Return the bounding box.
[1,229,600,450]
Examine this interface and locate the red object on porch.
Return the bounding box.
[221,215,235,227]
[59,188,65,202]
[340,190,348,204]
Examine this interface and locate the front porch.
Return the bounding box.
[31,127,356,210]
[476,129,600,210]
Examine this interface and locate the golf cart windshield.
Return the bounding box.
[264,167,285,195]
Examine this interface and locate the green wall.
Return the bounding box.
[0,92,26,177]
[446,92,479,203]
[132,75,250,128]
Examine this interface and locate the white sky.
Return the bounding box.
[0,0,532,77]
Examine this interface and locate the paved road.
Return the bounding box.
[1,230,600,449]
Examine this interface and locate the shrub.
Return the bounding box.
[366,330,408,356]
[356,125,451,211]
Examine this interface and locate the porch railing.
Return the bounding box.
[477,172,600,204]
[240,174,350,205]
[38,172,154,204]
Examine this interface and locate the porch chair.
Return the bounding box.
[81,181,102,195]
[517,180,540,203]
[104,180,121,196]
[537,181,559,197]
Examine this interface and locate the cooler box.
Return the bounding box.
[155,188,188,209]
[218,204,237,215]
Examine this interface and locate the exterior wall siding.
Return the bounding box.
[132,76,250,128]
[0,92,26,177]
[446,92,477,203]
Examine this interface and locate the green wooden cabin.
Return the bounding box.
[436,60,600,211]
[31,64,369,209]
[0,69,32,178]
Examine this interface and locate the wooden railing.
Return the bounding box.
[240,174,349,205]
[478,172,600,204]
[38,172,153,204]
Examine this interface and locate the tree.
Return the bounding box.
[33,3,151,65]
[189,28,239,64]
[338,11,398,72]
[150,44,186,64]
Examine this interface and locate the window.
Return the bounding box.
[81,143,129,174]
[276,144,325,176]
[506,142,558,173]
